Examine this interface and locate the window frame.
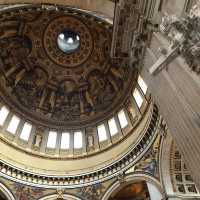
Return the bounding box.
[117,109,129,129]
[74,131,83,149]
[47,131,57,149]
[20,122,32,141]
[97,124,108,142]
[6,115,20,134]
[60,132,70,150]
[108,118,118,136]
[0,106,9,126]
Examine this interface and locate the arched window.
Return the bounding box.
[98,124,107,142]
[118,110,128,128]
[74,131,83,149]
[108,118,118,136]
[133,88,143,108]
[138,75,148,94]
[7,115,20,134]
[47,131,57,148]
[0,106,9,126]
[61,132,70,149]
[20,122,32,141]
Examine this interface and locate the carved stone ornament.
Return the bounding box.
[160,9,200,75]
[117,171,125,183]
[87,135,94,148]
[34,134,42,148]
[56,188,65,199]
[190,0,200,18]
[0,5,137,129]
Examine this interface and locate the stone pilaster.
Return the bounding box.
[141,32,200,189]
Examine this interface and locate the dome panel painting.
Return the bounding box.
[0,3,165,191]
[0,6,136,128]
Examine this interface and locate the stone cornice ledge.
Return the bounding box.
[0,104,160,188]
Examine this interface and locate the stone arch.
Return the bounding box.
[0,182,15,200]
[0,1,115,18]
[160,133,200,198]
[38,193,83,200]
[102,172,165,200]
[159,133,174,195]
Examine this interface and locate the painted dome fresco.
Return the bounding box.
[0,5,136,128]
[0,4,158,188]
[0,1,199,199]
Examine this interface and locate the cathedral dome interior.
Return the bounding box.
[0,1,199,200]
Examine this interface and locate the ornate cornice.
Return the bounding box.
[0,104,160,188]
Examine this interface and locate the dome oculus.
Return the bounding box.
[57,29,80,54]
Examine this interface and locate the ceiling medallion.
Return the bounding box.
[44,16,93,68]
[0,6,136,128]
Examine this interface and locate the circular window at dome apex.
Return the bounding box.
[57,29,80,54]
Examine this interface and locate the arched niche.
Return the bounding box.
[102,173,165,200]
[38,194,82,200]
[0,182,15,200]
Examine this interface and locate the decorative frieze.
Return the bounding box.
[0,104,160,188]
